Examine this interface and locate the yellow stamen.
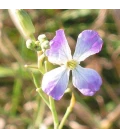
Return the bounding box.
[66,60,78,70]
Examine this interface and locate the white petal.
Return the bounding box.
[72,65,102,96]
[73,30,103,62]
[42,66,70,100]
[46,29,72,65]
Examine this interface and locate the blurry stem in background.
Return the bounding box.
[92,9,108,30]
[58,93,75,129]
[102,77,119,104]
[96,95,106,118]
[2,33,25,64]
[11,78,22,116]
[34,97,46,128]
[74,92,100,128]
[100,104,120,129]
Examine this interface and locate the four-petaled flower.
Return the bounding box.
[42,29,103,100]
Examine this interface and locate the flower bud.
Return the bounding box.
[26,39,41,51]
[26,39,35,50]
[16,9,35,37]
[38,34,47,43]
[41,40,50,50]
[34,41,41,51]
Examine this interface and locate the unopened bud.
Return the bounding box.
[16,9,35,37]
[38,34,47,43]
[34,41,41,51]
[26,39,35,50]
[35,41,40,46]
[41,40,50,50]
[26,39,41,51]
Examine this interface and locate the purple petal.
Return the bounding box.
[46,29,72,65]
[42,66,70,100]
[73,30,103,62]
[72,65,102,96]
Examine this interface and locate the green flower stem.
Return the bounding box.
[58,93,75,129]
[32,72,50,108]
[45,60,59,129]
[37,52,46,75]
[49,96,59,129]
[44,60,48,72]
[36,88,50,108]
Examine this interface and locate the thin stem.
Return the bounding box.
[49,96,59,129]
[37,52,46,75]
[44,60,48,72]
[31,72,50,108]
[58,93,75,129]
[24,64,38,69]
[45,60,59,129]
[36,88,50,108]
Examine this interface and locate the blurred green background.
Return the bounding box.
[0,9,120,129]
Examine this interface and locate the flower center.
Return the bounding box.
[66,60,78,70]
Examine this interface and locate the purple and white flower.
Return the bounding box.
[42,29,103,100]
